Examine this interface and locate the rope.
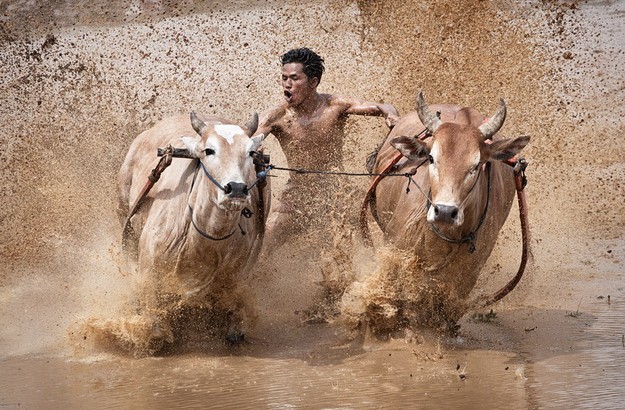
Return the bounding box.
[198,160,229,193]
[122,146,174,249]
[478,160,530,307]
[187,160,239,241]
[266,164,416,178]
[425,162,492,253]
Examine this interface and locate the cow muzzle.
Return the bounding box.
[219,182,250,211]
[224,182,249,199]
[429,203,464,226]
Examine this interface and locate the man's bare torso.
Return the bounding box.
[261,93,348,170]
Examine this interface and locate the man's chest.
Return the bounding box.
[279,111,345,140]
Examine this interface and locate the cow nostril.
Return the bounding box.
[432,204,459,223]
[224,182,248,196]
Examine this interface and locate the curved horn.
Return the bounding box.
[478,99,507,140]
[416,91,442,134]
[190,111,207,136]
[245,112,259,137]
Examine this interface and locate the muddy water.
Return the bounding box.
[1,0,624,408]
[1,280,623,409]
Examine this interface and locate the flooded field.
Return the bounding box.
[1,0,624,408]
[2,269,624,409]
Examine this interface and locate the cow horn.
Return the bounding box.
[190,111,207,136]
[245,112,259,137]
[478,99,506,140]
[416,91,442,134]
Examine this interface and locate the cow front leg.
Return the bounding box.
[226,311,245,344]
[222,294,254,344]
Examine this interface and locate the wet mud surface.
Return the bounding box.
[1,0,624,408]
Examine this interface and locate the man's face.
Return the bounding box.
[281,62,318,107]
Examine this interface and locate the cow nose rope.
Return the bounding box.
[187,160,249,241]
[424,162,492,254]
[198,161,229,193]
[188,155,270,241]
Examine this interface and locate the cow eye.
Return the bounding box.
[427,155,434,164]
[204,148,215,156]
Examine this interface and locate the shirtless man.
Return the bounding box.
[256,47,400,244]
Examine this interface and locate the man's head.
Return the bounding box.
[280,48,325,107]
[281,48,325,83]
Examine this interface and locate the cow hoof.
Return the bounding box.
[151,321,174,344]
[442,321,461,336]
[226,330,245,344]
[137,324,172,357]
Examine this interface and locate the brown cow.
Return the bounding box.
[96,112,270,356]
[354,92,529,334]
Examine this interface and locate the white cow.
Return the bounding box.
[112,111,269,355]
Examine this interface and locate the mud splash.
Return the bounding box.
[341,246,469,336]
[1,0,624,407]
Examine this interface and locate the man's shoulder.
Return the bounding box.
[325,93,361,109]
[260,103,288,124]
[324,93,344,104]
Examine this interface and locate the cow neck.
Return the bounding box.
[186,160,242,241]
[427,162,492,253]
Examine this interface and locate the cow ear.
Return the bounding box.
[391,135,430,160]
[486,135,530,161]
[250,133,265,151]
[180,135,202,158]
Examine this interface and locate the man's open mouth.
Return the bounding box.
[284,90,292,99]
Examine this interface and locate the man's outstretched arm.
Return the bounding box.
[337,95,400,128]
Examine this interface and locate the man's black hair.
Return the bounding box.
[281,47,325,83]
